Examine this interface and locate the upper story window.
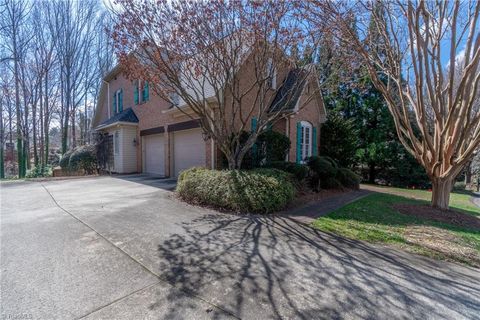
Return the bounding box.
[134,80,150,105]
[266,57,277,90]
[134,80,139,105]
[142,81,150,102]
[113,89,123,114]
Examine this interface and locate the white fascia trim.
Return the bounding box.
[95,121,139,131]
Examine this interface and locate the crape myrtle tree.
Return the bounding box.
[111,0,319,169]
[311,0,480,210]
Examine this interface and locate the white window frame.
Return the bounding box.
[300,121,312,163]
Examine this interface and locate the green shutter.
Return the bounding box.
[119,89,123,112]
[134,81,139,105]
[113,92,117,114]
[296,122,302,163]
[312,126,318,156]
[251,117,257,132]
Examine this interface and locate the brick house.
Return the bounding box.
[92,57,327,177]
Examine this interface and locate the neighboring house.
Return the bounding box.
[92,57,327,177]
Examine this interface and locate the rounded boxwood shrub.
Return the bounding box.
[269,161,309,183]
[177,167,295,213]
[336,168,361,189]
[59,150,74,170]
[306,156,340,190]
[306,156,338,179]
[69,145,97,174]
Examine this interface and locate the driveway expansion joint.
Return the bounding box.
[40,183,240,320]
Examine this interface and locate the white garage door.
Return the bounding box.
[143,134,165,175]
[173,128,206,176]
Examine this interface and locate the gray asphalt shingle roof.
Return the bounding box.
[97,108,138,128]
[269,68,308,113]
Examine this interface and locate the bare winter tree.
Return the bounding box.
[111,0,318,169]
[0,0,31,177]
[311,0,480,209]
[53,0,101,153]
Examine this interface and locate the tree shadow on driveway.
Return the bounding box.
[155,213,480,319]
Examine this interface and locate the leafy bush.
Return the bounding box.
[26,165,52,178]
[269,161,309,183]
[256,130,290,166]
[69,145,97,174]
[220,130,290,169]
[48,150,61,167]
[336,168,361,189]
[177,167,295,213]
[453,181,466,191]
[321,177,343,189]
[59,150,74,170]
[319,111,359,167]
[307,156,338,178]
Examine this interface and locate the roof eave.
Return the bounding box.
[95,121,139,131]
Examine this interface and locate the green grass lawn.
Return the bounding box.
[312,186,480,267]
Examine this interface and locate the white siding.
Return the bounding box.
[107,125,138,173]
[121,126,138,173]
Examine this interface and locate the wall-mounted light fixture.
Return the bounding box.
[133,138,138,147]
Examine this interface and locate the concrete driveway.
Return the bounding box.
[1,176,479,320]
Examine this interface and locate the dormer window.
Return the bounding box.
[266,57,277,90]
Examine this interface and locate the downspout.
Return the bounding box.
[103,79,110,118]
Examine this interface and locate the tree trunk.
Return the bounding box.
[431,178,454,210]
[465,162,472,185]
[0,100,4,179]
[33,101,38,167]
[226,150,244,170]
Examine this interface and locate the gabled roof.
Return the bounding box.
[269,68,308,113]
[95,108,138,130]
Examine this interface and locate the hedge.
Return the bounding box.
[336,168,361,189]
[60,145,97,174]
[177,167,295,213]
[69,145,97,174]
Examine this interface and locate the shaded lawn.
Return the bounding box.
[312,188,480,267]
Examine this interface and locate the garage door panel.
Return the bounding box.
[173,129,206,176]
[143,134,165,175]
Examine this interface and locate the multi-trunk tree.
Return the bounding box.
[111,0,318,169]
[312,0,480,209]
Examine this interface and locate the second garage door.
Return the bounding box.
[173,128,206,176]
[143,134,165,175]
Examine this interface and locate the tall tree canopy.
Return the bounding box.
[310,0,480,209]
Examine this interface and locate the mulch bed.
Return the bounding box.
[393,203,480,231]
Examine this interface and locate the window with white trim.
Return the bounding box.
[300,121,312,162]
